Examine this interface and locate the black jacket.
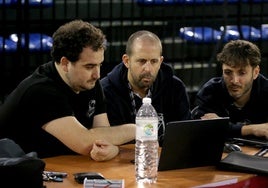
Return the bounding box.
[193,74,268,137]
[101,62,192,145]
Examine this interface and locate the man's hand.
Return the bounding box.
[242,123,268,139]
[90,140,119,161]
[200,113,221,120]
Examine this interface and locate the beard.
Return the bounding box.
[227,82,252,100]
[138,73,155,88]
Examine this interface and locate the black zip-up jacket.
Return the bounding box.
[101,62,192,145]
[193,74,268,138]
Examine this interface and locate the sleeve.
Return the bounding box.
[21,83,74,128]
[192,79,229,119]
[175,80,192,120]
[193,90,218,118]
[168,76,192,121]
[101,77,133,125]
[228,122,243,138]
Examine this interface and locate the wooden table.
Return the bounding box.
[43,144,268,188]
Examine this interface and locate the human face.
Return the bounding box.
[123,39,163,92]
[222,63,259,102]
[65,47,104,93]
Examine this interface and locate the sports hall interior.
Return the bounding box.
[1,0,268,108]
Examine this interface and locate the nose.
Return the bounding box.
[143,61,152,72]
[92,66,100,79]
[231,74,240,83]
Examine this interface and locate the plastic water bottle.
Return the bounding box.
[135,97,159,184]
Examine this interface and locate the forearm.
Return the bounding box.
[241,123,268,138]
[90,123,136,145]
[44,117,134,155]
[241,124,254,136]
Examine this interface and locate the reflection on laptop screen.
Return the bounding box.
[158,118,229,171]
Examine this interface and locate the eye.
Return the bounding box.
[223,70,231,76]
[137,59,147,65]
[238,71,246,76]
[85,63,102,70]
[151,59,159,64]
[85,65,95,69]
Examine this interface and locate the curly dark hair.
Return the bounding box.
[217,40,261,68]
[51,19,106,63]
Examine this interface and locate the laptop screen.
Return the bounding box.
[158,118,229,171]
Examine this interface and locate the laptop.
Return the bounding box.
[158,117,229,171]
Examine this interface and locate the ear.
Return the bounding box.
[122,54,130,68]
[253,65,260,80]
[160,55,164,65]
[60,57,69,72]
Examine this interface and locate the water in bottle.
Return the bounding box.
[135,97,159,184]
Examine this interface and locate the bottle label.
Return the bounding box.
[136,119,158,141]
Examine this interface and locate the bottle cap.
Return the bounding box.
[142,97,151,104]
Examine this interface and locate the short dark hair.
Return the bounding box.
[217,40,261,68]
[51,19,106,63]
[125,30,162,56]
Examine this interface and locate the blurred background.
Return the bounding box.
[1,0,268,108]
